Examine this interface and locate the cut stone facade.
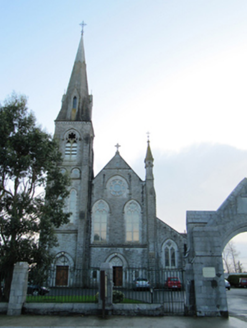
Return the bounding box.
[48,31,247,317]
[51,32,186,287]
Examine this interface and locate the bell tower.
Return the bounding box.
[54,27,94,271]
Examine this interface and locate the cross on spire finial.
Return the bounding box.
[79,21,87,35]
[147,131,150,141]
[115,143,121,153]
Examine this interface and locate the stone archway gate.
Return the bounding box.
[185,178,247,317]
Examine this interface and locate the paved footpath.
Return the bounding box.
[0,315,247,328]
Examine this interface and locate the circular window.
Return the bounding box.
[109,179,126,196]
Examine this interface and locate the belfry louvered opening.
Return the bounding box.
[65,132,78,159]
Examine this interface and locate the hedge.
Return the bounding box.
[227,274,247,287]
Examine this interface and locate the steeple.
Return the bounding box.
[145,140,154,162]
[56,30,93,122]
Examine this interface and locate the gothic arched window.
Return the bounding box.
[163,240,178,268]
[124,201,141,242]
[65,132,78,159]
[92,200,109,242]
[69,189,77,223]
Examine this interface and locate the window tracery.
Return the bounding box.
[106,176,128,197]
[163,239,178,268]
[125,201,141,242]
[65,132,78,159]
[92,200,109,242]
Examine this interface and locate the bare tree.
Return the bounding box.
[237,261,244,273]
[222,248,232,274]
[222,240,244,273]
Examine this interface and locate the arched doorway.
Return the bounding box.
[53,252,74,287]
[105,253,128,287]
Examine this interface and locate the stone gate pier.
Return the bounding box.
[7,262,29,315]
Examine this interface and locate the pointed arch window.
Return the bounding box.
[71,94,78,120]
[125,201,141,242]
[72,96,77,109]
[92,200,109,242]
[65,132,78,159]
[163,240,178,268]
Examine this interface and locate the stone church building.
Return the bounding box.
[52,32,186,287]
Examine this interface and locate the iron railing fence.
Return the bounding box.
[26,267,185,314]
[112,267,185,313]
[47,267,101,288]
[26,268,100,303]
[113,267,185,289]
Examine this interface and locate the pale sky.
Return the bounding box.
[1,0,247,267]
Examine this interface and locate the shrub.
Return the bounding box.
[113,290,124,303]
[94,290,125,303]
[228,274,247,287]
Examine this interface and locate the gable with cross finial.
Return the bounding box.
[115,143,121,153]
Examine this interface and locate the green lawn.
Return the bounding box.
[26,295,141,304]
[122,299,142,303]
[26,295,97,303]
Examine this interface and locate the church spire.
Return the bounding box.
[56,28,93,122]
[145,139,154,180]
[145,140,154,163]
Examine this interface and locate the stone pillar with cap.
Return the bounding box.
[7,262,29,316]
[99,262,113,309]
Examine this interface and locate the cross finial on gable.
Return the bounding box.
[115,143,121,153]
[79,21,87,35]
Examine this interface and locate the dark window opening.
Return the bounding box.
[184,244,187,255]
[73,96,77,109]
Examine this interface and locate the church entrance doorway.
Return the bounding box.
[56,266,69,286]
[113,266,122,286]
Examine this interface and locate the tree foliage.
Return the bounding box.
[0,94,70,300]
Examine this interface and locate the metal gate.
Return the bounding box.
[113,268,185,314]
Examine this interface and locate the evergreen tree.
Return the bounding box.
[0,94,70,300]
